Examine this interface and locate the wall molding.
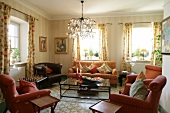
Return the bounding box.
[14,0,51,20]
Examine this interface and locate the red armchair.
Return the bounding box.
[109,75,166,113]
[121,65,162,95]
[0,74,51,113]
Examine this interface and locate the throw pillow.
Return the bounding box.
[97,62,112,73]
[81,64,90,73]
[104,62,112,72]
[19,80,38,94]
[46,66,53,73]
[136,71,145,81]
[130,79,148,100]
[89,65,98,73]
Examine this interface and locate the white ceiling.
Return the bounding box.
[20,0,164,20]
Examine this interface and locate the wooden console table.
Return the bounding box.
[89,101,122,113]
[30,95,60,113]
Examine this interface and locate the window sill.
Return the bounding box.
[10,61,27,68]
[131,60,151,63]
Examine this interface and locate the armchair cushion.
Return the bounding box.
[130,79,148,100]
[19,80,38,94]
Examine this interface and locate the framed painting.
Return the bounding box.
[39,36,47,52]
[161,16,170,55]
[54,37,68,54]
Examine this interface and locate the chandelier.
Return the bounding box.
[67,0,97,39]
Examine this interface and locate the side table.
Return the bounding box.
[30,95,60,113]
[118,71,136,86]
[89,101,122,113]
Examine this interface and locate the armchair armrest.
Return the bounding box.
[34,65,47,77]
[125,74,138,84]
[109,94,152,109]
[143,79,153,87]
[13,89,51,103]
[68,68,74,73]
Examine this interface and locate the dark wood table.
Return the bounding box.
[118,71,136,86]
[30,95,60,113]
[89,101,122,113]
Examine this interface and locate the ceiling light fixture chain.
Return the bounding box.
[67,0,97,39]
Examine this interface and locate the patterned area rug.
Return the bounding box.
[41,83,123,113]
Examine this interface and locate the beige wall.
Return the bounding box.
[1,0,52,64]
[0,0,163,75]
[51,15,163,74]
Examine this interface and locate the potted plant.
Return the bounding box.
[11,48,21,63]
[89,49,94,60]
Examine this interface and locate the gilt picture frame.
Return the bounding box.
[54,37,68,54]
[39,36,47,52]
[161,16,170,55]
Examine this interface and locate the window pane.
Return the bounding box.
[80,29,100,60]
[9,23,19,49]
[9,24,18,37]
[132,28,153,61]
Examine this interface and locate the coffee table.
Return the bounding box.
[59,78,110,100]
[30,95,60,113]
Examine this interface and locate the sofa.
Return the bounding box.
[34,62,62,88]
[67,61,118,86]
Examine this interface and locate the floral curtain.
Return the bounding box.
[98,24,109,61]
[26,15,35,76]
[0,2,11,74]
[71,36,80,65]
[151,22,162,65]
[121,23,132,71]
[0,1,11,103]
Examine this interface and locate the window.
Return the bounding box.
[9,22,20,63]
[9,16,29,63]
[80,29,100,60]
[131,23,153,61]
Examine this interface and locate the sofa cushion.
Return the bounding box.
[130,79,148,100]
[19,80,38,94]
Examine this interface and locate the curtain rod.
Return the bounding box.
[12,8,39,21]
[118,22,151,25]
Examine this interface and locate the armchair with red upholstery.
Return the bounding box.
[109,75,166,113]
[0,74,51,113]
[121,65,162,95]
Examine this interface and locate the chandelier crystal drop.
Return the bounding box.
[67,0,97,39]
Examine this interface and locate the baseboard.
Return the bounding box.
[159,104,168,113]
[0,102,6,113]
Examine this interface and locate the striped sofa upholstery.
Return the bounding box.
[67,61,118,86]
